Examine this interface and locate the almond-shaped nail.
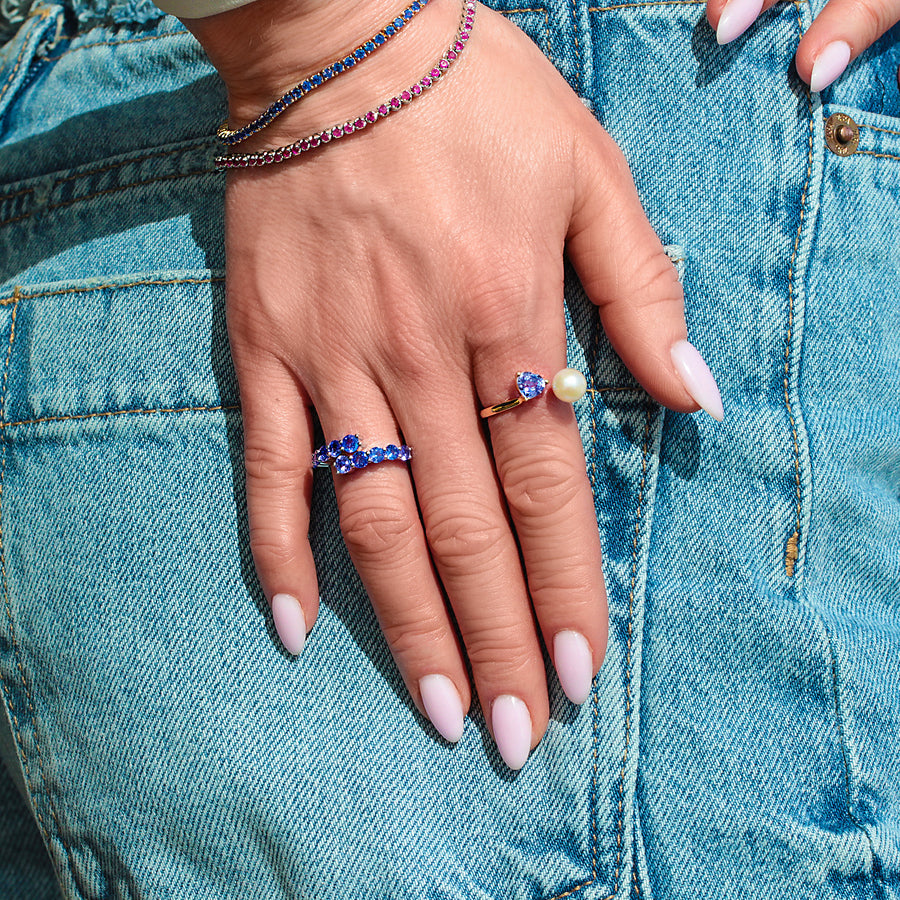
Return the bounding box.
[419,674,465,743]
[272,593,307,655]
[716,0,764,44]
[670,340,724,422]
[492,695,532,770]
[554,631,594,705]
[809,41,851,93]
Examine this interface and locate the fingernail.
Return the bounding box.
[272,593,307,655]
[554,631,594,705]
[419,674,465,743]
[716,0,764,44]
[809,41,851,93]
[491,695,532,770]
[670,340,724,422]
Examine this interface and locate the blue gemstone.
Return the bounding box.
[335,456,353,474]
[398,445,412,461]
[385,24,395,35]
[341,434,360,453]
[354,48,366,59]
[412,1,420,9]
[301,80,312,92]
[352,451,369,469]
[311,74,322,86]
[516,371,548,401]
[290,88,301,99]
[313,447,329,466]
[394,17,404,28]
[367,447,385,464]
[333,61,343,73]
[323,67,333,79]
[327,440,343,458]
[344,56,355,66]
[403,9,413,18]
[384,444,400,460]
[364,41,375,52]
[374,33,385,44]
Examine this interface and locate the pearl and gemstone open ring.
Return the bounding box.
[480,369,588,419]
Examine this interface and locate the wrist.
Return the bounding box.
[187,0,465,150]
[184,0,432,114]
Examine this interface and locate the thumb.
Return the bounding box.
[566,124,724,422]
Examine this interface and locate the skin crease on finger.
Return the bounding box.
[214,1,705,768]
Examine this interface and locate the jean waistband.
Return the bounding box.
[1,0,165,42]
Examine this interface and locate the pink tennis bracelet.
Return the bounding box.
[214,0,476,170]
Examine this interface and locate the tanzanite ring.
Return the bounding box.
[312,434,413,474]
[480,369,589,418]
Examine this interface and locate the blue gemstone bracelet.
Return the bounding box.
[313,434,413,475]
[217,0,431,147]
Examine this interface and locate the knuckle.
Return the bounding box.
[243,436,301,485]
[501,455,585,523]
[339,495,418,564]
[426,506,508,575]
[380,616,448,659]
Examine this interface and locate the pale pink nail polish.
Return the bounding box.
[716,0,764,44]
[492,695,532,770]
[419,674,465,743]
[554,631,594,705]
[670,340,725,422]
[272,593,307,655]
[809,41,851,93]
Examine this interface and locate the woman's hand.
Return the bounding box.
[709,0,900,92]
[185,0,719,769]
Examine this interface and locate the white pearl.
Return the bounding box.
[551,368,587,402]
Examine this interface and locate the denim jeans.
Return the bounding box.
[0,1,897,898]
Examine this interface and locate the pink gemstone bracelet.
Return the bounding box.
[214,0,476,170]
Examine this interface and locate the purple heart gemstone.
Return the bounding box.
[516,372,547,401]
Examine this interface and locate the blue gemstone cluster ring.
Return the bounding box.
[312,434,413,475]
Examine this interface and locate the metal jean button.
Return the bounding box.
[825,112,859,156]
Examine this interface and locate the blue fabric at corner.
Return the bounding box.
[0,2,896,899]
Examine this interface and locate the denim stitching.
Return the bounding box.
[588,1,703,12]
[0,185,35,204]
[52,143,209,188]
[0,288,59,854]
[782,1,814,578]
[546,404,652,900]
[0,275,224,306]
[44,30,187,62]
[858,123,900,136]
[854,151,900,162]
[0,144,215,232]
[1,403,241,431]
[0,8,53,107]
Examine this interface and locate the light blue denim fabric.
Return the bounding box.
[0,1,897,898]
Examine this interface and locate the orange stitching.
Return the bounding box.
[547,398,653,900]
[588,0,703,11]
[1,402,240,431]
[783,0,812,577]
[858,123,900,137]
[855,150,900,162]
[0,15,41,106]
[0,185,35,204]
[572,0,580,60]
[44,30,186,62]
[0,288,55,848]
[0,275,224,307]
